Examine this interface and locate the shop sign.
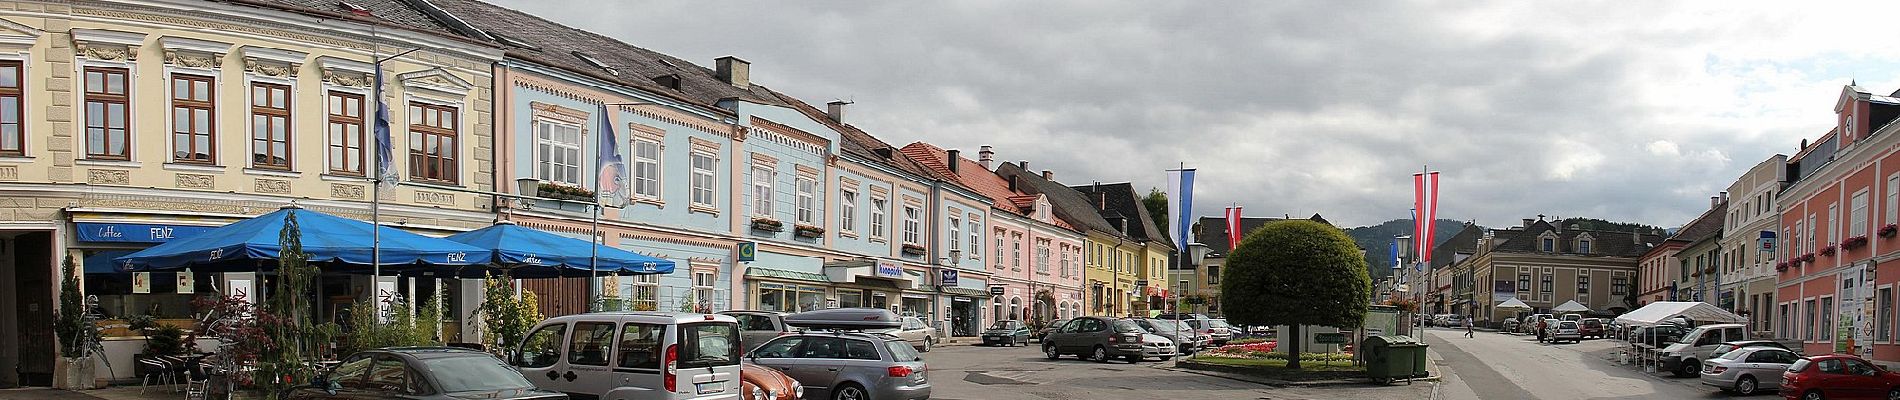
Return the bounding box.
[132,272,151,294]
[989,286,1005,296]
[177,269,194,294]
[75,222,215,243]
[737,242,757,262]
[939,269,959,287]
[874,260,903,279]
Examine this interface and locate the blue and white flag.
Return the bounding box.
[1165,168,1196,250]
[595,104,628,206]
[372,67,396,188]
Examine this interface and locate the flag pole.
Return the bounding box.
[369,22,384,303]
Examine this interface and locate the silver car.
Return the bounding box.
[1133,319,1201,355]
[748,332,931,400]
[1700,346,1800,395]
[873,316,937,352]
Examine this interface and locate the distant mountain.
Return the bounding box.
[1345,219,1477,280]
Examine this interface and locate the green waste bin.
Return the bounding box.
[1408,340,1430,378]
[1363,335,1420,384]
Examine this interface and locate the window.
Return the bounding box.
[1036,240,1051,273]
[1612,275,1628,295]
[1888,175,1899,226]
[795,176,816,224]
[171,74,215,163]
[1519,273,1531,294]
[0,60,20,156]
[1011,234,1022,268]
[1880,287,1893,342]
[1541,237,1555,252]
[1822,297,1834,341]
[408,102,458,183]
[528,120,577,185]
[251,83,292,169]
[1829,204,1839,244]
[902,205,921,244]
[365,357,414,394]
[1806,298,1818,341]
[993,232,1004,268]
[678,323,737,369]
[616,323,663,369]
[631,138,660,199]
[1807,214,1817,252]
[328,356,373,389]
[567,322,616,366]
[750,165,774,216]
[515,324,567,368]
[1577,275,1589,294]
[839,189,857,233]
[1578,240,1592,254]
[1853,191,1870,237]
[948,216,962,253]
[84,67,130,160]
[968,220,980,259]
[1208,265,1221,285]
[327,91,366,175]
[1780,303,1791,339]
[693,271,716,310]
[690,151,715,207]
[1059,245,1071,277]
[870,196,888,239]
[1541,273,1553,293]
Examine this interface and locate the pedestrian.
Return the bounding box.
[1465,319,1475,338]
[1536,318,1549,343]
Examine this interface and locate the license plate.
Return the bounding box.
[696,381,723,394]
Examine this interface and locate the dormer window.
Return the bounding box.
[1541,237,1555,252]
[1578,239,1592,254]
[571,51,617,76]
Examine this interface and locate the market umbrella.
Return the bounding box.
[1553,300,1591,313]
[116,204,487,272]
[1496,298,1533,310]
[441,221,675,278]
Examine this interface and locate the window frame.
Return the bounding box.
[689,150,716,207]
[326,90,366,176]
[170,74,216,164]
[948,215,962,254]
[869,196,888,240]
[407,102,460,184]
[631,137,661,200]
[795,175,817,224]
[1853,189,1870,238]
[751,164,774,217]
[0,59,22,157]
[532,119,584,186]
[250,82,293,169]
[839,189,858,235]
[901,204,922,245]
[84,67,132,160]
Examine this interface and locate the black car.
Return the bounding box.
[289,347,566,400]
[983,320,1032,346]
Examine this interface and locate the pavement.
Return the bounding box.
[1421,327,1743,400]
[927,341,1436,400]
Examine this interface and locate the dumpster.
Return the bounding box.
[1363,335,1421,384]
[1406,339,1430,378]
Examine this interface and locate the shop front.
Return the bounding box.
[823,259,919,312]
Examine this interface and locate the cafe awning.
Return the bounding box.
[443,221,675,277]
[117,204,486,272]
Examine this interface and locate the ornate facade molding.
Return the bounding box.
[316,55,373,88]
[158,36,229,70]
[240,45,306,78]
[72,28,143,62]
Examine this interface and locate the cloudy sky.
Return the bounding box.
[492,0,1900,228]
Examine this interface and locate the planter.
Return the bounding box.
[750,218,785,232]
[537,183,596,202]
[1883,224,1899,238]
[900,243,926,255]
[54,356,98,390]
[1800,253,1816,263]
[1844,235,1871,249]
[1820,244,1837,257]
[793,225,825,238]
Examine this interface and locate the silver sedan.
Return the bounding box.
[1699,346,1800,396]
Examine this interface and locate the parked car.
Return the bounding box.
[1699,346,1799,396]
[513,312,743,400]
[1132,318,1201,355]
[1042,316,1170,363]
[1578,318,1604,339]
[740,363,804,400]
[747,308,931,400]
[1708,340,1796,360]
[872,316,936,352]
[1155,313,1230,345]
[1630,324,1687,347]
[291,347,567,400]
[1499,318,1520,333]
[1206,319,1235,345]
[1036,318,1070,343]
[1545,320,1581,343]
[1443,314,1467,328]
[1779,354,1900,400]
[722,310,791,352]
[982,320,1031,346]
[1560,314,1582,322]
[1661,324,1757,378]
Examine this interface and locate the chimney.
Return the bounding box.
[1042,170,1053,181]
[826,101,849,123]
[978,145,994,169]
[715,56,750,88]
[1019,160,1029,172]
[1522,219,1534,228]
[1008,175,1018,191]
[946,149,961,173]
[1720,191,1729,204]
[1711,195,1720,208]
[1633,230,1642,244]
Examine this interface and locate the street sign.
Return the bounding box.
[989,286,1005,296]
[1135,279,1149,287]
[737,242,756,262]
[1315,333,1347,344]
[939,269,959,287]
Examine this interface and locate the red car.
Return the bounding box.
[1780,354,1900,400]
[1578,318,1604,339]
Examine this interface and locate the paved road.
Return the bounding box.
[924,341,1434,400]
[1423,327,1739,400]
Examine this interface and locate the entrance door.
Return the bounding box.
[13,232,53,386]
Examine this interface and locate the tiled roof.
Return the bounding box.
[259,0,458,33]
[1489,219,1667,257]
[1666,202,1727,244]
[995,162,1121,238]
[425,0,785,109]
[898,143,1076,231]
[1428,223,1484,269]
[767,91,958,188]
[1071,182,1174,250]
[1191,215,1333,254]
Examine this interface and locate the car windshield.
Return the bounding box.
[1210,319,1231,329]
[884,339,921,362]
[1558,321,1577,329]
[1111,319,1143,333]
[424,355,536,393]
[1718,348,1747,360]
[1146,319,1185,332]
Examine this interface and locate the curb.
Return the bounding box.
[1169,360,1440,387]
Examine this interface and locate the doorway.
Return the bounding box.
[3,231,55,387]
[951,297,978,336]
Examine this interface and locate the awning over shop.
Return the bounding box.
[117,204,487,272]
[746,267,831,283]
[822,259,916,288]
[942,287,990,297]
[444,221,675,277]
[1614,301,1745,326]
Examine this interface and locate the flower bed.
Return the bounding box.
[1205,341,1280,358]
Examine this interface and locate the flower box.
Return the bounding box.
[536,182,596,201]
[750,217,785,232]
[900,243,926,255]
[1882,224,1899,238]
[1775,261,1789,272]
[1820,244,1837,257]
[1800,253,1816,263]
[793,224,825,238]
[1844,235,1871,249]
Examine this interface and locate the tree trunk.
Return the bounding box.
[1286,324,1303,370]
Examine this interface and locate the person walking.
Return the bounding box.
[1465,318,1475,338]
[1536,317,1550,344]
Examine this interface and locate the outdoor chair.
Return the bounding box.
[138,357,175,393]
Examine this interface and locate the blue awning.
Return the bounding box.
[444,221,674,277]
[116,205,487,272]
[83,250,138,274]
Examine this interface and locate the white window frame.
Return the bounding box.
[1854,189,1871,238]
[1807,214,1817,252]
[870,196,888,240]
[631,137,661,200]
[839,189,857,235]
[751,164,774,217]
[902,204,922,244]
[948,215,962,254]
[967,220,980,260]
[1887,173,1900,226]
[689,150,716,208]
[1829,204,1840,244]
[533,119,584,186]
[1036,240,1051,274]
[795,175,816,224]
[994,231,1005,269]
[1011,234,1023,269]
[693,271,716,308]
[633,273,659,308]
[1059,244,1071,277]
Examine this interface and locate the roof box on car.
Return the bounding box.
[783,308,902,330]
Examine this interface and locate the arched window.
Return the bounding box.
[1009,297,1023,320]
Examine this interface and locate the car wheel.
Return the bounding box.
[1092,346,1110,363]
[1887,388,1899,400]
[1733,376,1757,396]
[1675,359,1699,378]
[833,383,868,400]
[1804,390,1825,400]
[922,337,932,352]
[1044,344,1061,360]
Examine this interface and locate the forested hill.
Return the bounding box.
[1346,218,1475,279]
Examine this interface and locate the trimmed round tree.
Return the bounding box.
[1220,219,1371,369]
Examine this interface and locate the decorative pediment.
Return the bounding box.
[239,45,305,78]
[316,55,373,88]
[0,18,44,50]
[71,29,144,62]
[158,36,229,70]
[397,68,473,99]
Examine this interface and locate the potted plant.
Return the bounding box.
[1844,235,1871,249]
[1820,243,1837,257]
[1775,261,1789,273]
[1800,252,1816,263]
[52,255,102,390]
[536,182,597,201]
[793,224,825,238]
[750,217,785,232]
[901,243,927,255]
[1883,223,1899,238]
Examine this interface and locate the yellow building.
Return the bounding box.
[1069,182,1174,316]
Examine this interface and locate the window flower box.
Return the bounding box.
[1820,244,1837,257]
[901,243,926,255]
[750,217,785,232]
[536,182,596,201]
[793,224,825,238]
[1882,223,1898,238]
[1800,252,1816,263]
[1843,235,1871,250]
[1775,261,1789,272]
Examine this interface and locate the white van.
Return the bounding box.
[514,312,743,400]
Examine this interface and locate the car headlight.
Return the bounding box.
[795,384,805,399]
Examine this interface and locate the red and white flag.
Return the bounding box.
[1225,206,1243,251]
[1414,171,1442,264]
